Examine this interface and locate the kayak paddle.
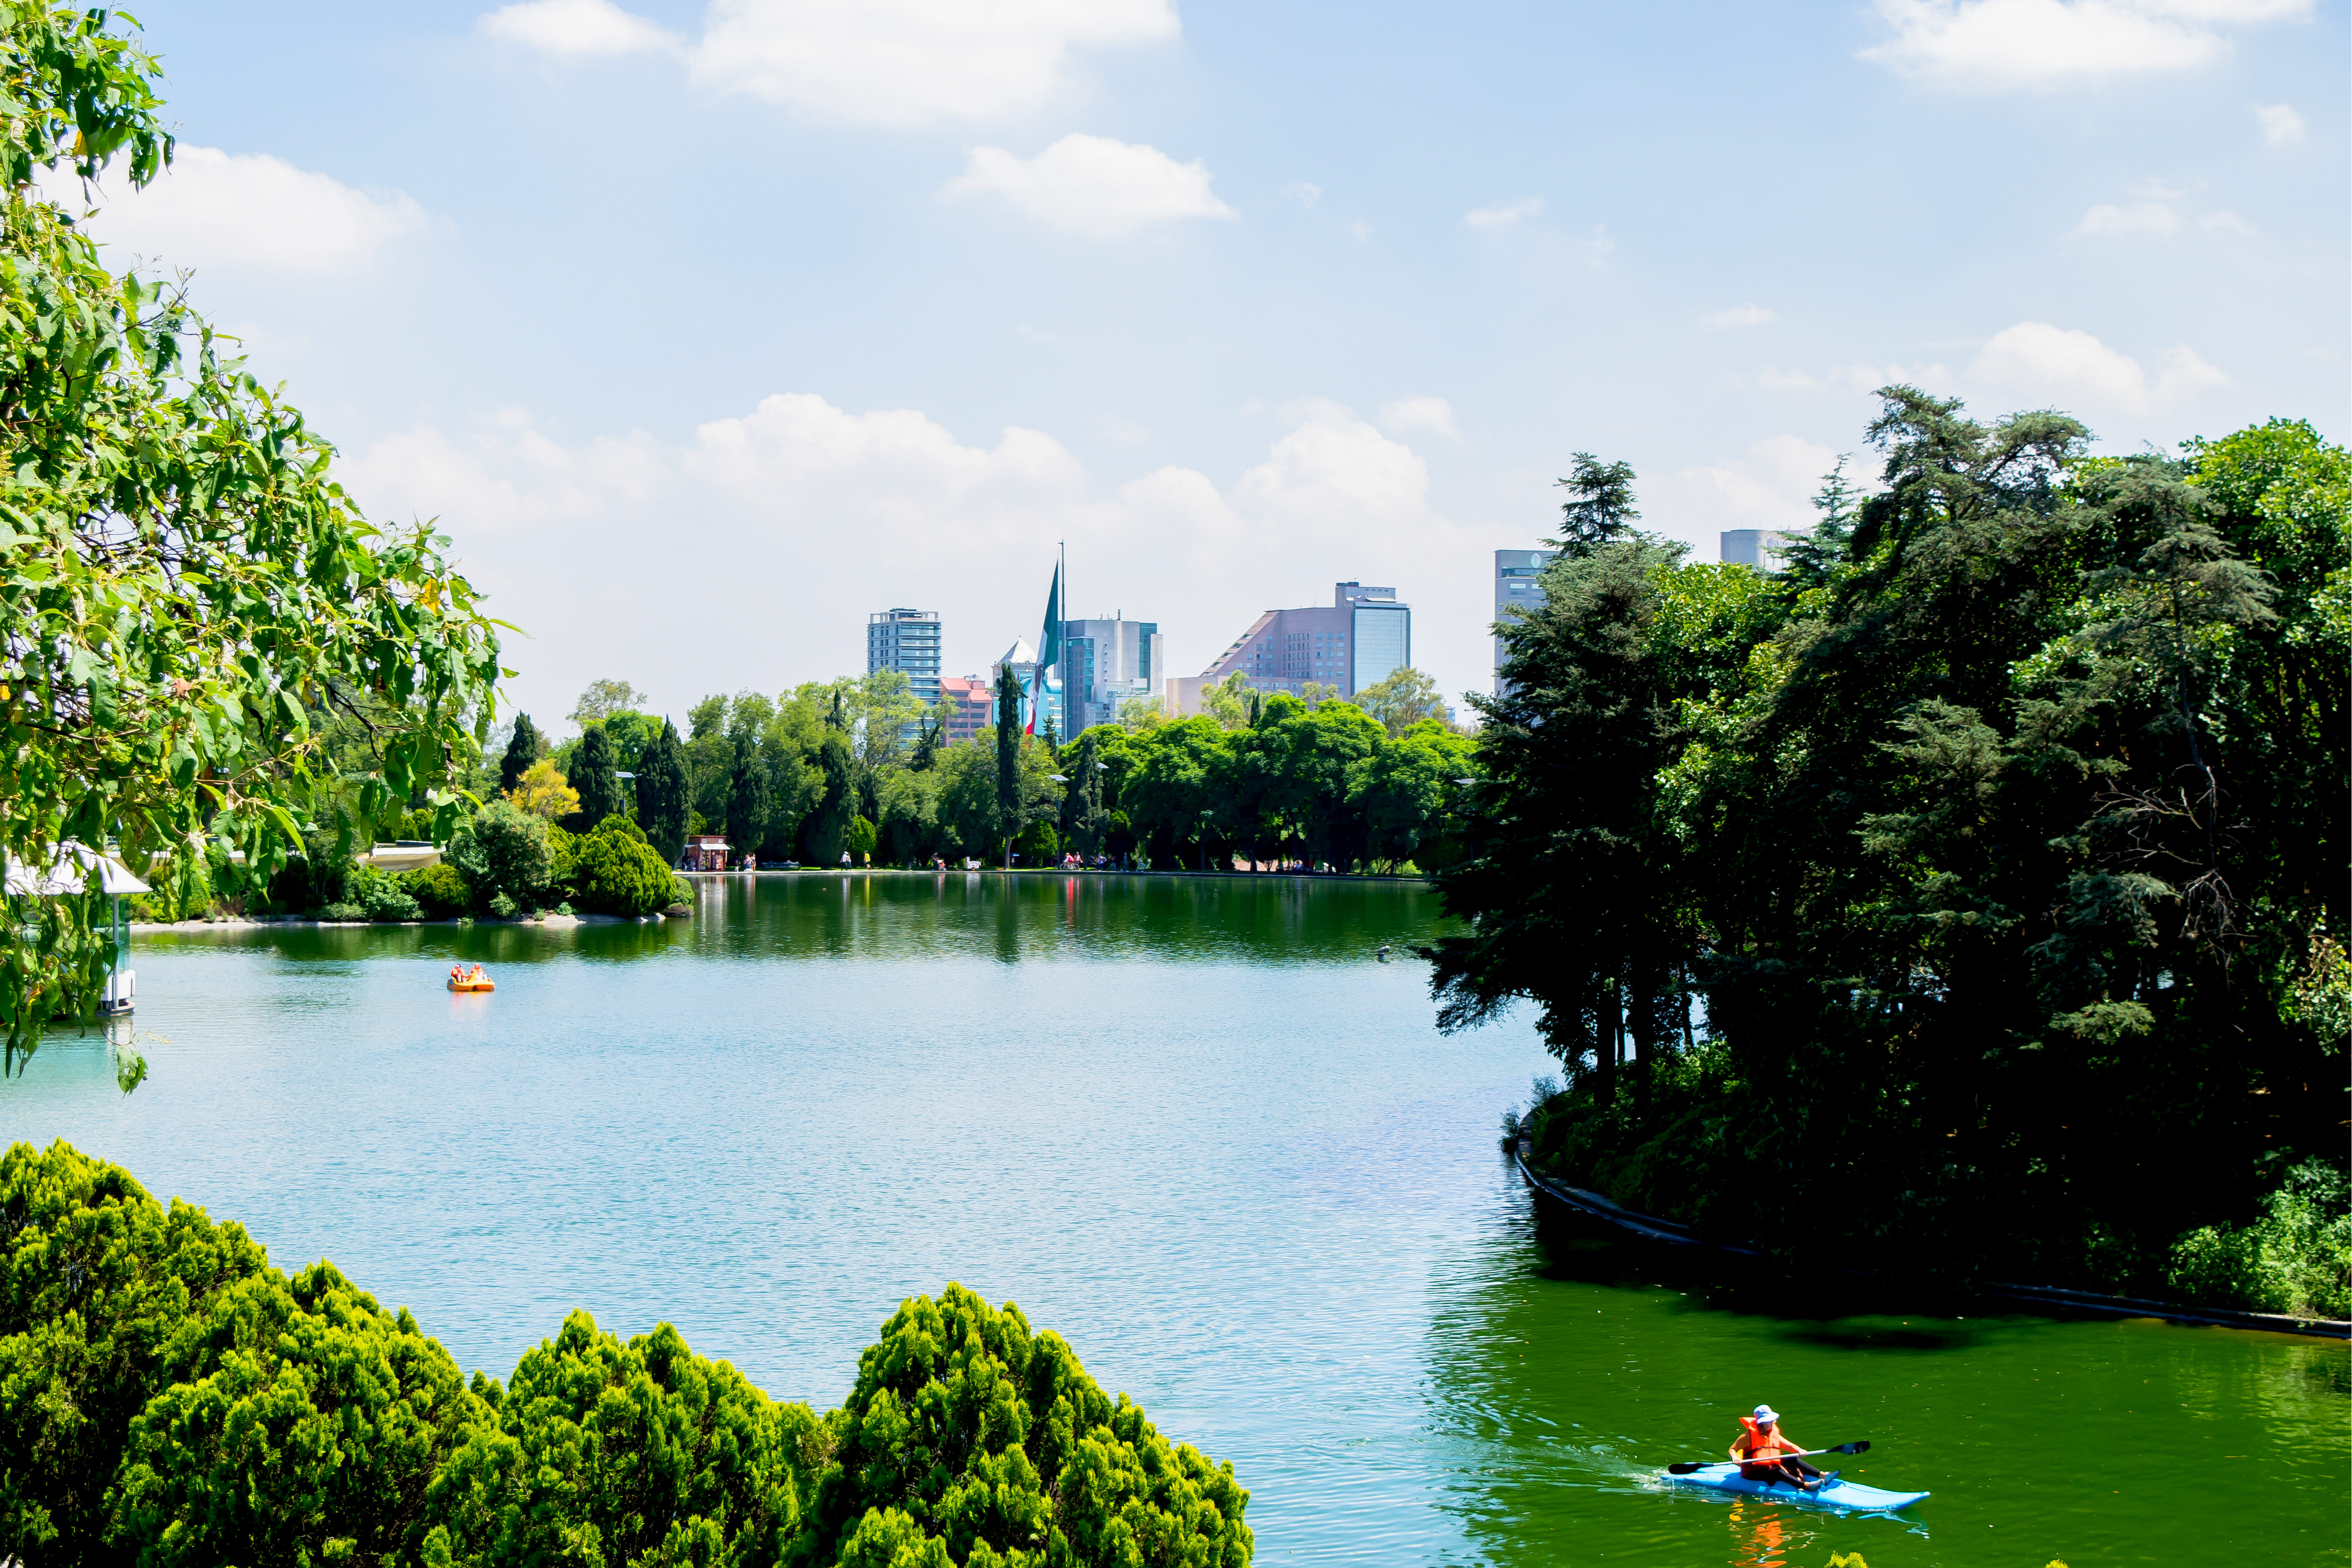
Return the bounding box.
[1668,1441,1869,1475]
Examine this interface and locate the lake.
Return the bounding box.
[5,873,2344,1566]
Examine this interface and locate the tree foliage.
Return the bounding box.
[571,724,623,827]
[635,720,691,865]
[1434,398,2348,1291]
[0,5,501,1068]
[0,1143,1253,1568]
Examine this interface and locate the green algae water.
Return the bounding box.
[4,873,2344,1566]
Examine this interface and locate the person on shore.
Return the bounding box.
[1731,1405,1830,1492]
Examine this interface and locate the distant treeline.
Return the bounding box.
[1436,400,2348,1308]
[497,668,1476,873]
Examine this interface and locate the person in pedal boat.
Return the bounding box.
[1731,1405,1832,1491]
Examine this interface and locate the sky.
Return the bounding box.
[64,0,2351,732]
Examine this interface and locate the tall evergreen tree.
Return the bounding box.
[572,725,623,825]
[726,734,771,864]
[994,666,1025,867]
[1548,453,1640,554]
[634,719,691,864]
[500,713,541,796]
[1068,732,1109,857]
[799,732,857,865]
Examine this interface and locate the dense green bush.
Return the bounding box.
[446,801,556,913]
[572,820,679,917]
[0,1144,1253,1568]
[789,1284,1252,1568]
[2168,1160,2352,1319]
[0,1140,273,1563]
[345,864,423,923]
[407,863,472,920]
[422,1312,811,1565]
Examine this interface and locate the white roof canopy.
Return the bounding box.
[4,841,153,897]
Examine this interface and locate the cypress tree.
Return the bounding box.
[994,665,1024,868]
[500,713,540,795]
[1069,732,1107,857]
[635,719,691,864]
[573,725,623,826]
[726,734,771,865]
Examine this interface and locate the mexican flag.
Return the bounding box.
[1028,561,1061,735]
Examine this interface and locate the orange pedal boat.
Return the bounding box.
[446,968,495,993]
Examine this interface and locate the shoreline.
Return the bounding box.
[1514,1147,2352,1341]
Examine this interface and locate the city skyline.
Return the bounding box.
[63,3,2341,729]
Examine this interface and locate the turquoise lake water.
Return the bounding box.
[4,873,2344,1566]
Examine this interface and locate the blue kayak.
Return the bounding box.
[1666,1463,1928,1512]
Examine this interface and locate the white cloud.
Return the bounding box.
[1283,181,1322,208]
[1964,320,2228,412]
[1377,396,1459,441]
[347,393,1497,721]
[2070,200,2182,237]
[46,145,430,273]
[1757,366,1824,390]
[2199,208,2257,237]
[476,0,1177,127]
[1835,358,1959,391]
[1859,0,2311,92]
[1464,197,1543,228]
[1700,303,1776,328]
[2254,102,2305,143]
[942,134,1236,239]
[479,0,676,56]
[694,0,1177,128]
[1649,435,1849,548]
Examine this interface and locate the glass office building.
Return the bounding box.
[866,608,942,707]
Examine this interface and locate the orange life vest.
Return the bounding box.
[1735,1417,1800,1468]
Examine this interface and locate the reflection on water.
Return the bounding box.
[1424,1153,2345,1568]
[5,874,2346,1567]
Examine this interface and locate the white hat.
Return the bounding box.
[1752,1404,1780,1425]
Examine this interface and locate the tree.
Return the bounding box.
[1549,452,1640,553]
[726,733,771,863]
[1353,668,1450,737]
[570,818,681,916]
[1200,671,1257,729]
[0,6,502,1071]
[571,724,623,825]
[1123,718,1232,869]
[447,800,558,912]
[505,759,579,822]
[994,666,1026,866]
[799,732,857,866]
[634,720,691,865]
[423,1311,810,1566]
[787,1286,1251,1568]
[1066,731,1110,857]
[567,678,647,726]
[1436,396,2348,1291]
[499,714,541,796]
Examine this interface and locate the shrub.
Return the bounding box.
[487,892,519,921]
[406,863,471,920]
[446,801,556,912]
[792,1284,1252,1568]
[345,864,422,923]
[0,1140,274,1561]
[264,855,317,913]
[421,1312,810,1566]
[572,823,678,918]
[544,822,578,900]
[1014,820,1058,864]
[320,901,368,923]
[0,1143,1255,1568]
[2169,1159,2352,1317]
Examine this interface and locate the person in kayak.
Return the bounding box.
[1731,1405,1833,1492]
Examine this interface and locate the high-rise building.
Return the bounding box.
[1169,581,1410,715]
[1720,530,1802,572]
[866,608,943,706]
[938,675,994,746]
[1058,616,1164,735]
[1493,549,1557,692]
